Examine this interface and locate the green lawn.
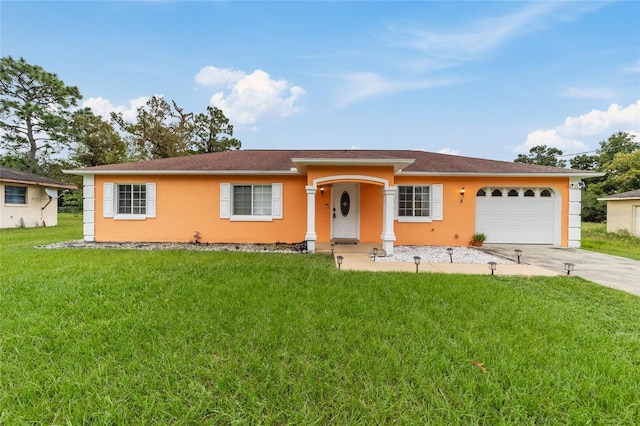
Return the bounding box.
[1,215,639,425]
[581,222,640,260]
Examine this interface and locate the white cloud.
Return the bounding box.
[437,148,460,156]
[516,100,640,153]
[82,96,150,122]
[201,68,306,125]
[336,72,457,107]
[518,129,589,153]
[391,2,603,72]
[406,3,556,59]
[562,87,617,101]
[194,66,244,88]
[621,60,640,74]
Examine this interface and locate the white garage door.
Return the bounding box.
[476,188,556,244]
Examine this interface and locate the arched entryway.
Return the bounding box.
[305,175,396,254]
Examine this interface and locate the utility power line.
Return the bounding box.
[558,150,598,157]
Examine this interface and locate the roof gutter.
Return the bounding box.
[0,177,77,189]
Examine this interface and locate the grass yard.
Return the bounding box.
[581,222,640,260]
[1,215,639,425]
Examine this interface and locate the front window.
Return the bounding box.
[117,184,146,215]
[4,186,26,204]
[233,185,272,216]
[398,185,430,217]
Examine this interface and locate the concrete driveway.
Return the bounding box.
[481,244,640,296]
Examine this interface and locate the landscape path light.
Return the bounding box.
[336,255,344,271]
[330,243,335,255]
[447,247,454,263]
[515,249,522,264]
[488,261,497,275]
[564,262,574,275]
[372,247,378,262]
[414,256,421,273]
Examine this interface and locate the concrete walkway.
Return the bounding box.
[319,243,640,296]
[481,244,640,296]
[319,243,558,278]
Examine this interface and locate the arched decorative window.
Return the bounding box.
[540,189,552,197]
[340,191,351,216]
[491,189,502,197]
[524,189,535,197]
[476,189,486,197]
[508,189,519,197]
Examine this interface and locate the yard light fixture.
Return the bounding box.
[488,261,497,275]
[372,247,378,261]
[330,242,335,255]
[564,262,574,275]
[337,255,344,271]
[447,247,454,263]
[515,249,522,264]
[414,256,421,273]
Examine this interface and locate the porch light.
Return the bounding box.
[320,186,325,196]
[372,247,378,261]
[414,256,421,273]
[447,247,454,263]
[515,249,522,264]
[330,242,335,255]
[337,255,344,271]
[460,187,465,203]
[488,261,497,275]
[564,262,574,275]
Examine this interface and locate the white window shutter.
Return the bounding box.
[146,183,156,218]
[432,184,443,220]
[103,183,114,218]
[272,183,283,219]
[220,183,231,218]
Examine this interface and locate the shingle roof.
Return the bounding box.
[65,150,597,176]
[598,189,640,200]
[0,166,77,189]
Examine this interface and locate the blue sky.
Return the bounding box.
[2,0,639,162]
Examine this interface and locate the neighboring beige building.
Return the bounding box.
[1,166,77,228]
[598,189,640,237]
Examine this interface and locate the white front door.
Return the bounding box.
[332,183,359,240]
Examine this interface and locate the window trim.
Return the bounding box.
[396,184,433,223]
[4,185,27,205]
[104,182,156,220]
[220,183,283,222]
[114,183,147,220]
[232,184,273,218]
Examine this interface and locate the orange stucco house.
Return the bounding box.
[66,150,598,254]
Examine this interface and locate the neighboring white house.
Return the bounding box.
[0,166,77,228]
[598,189,640,237]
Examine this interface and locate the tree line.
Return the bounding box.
[2,56,637,222]
[0,56,241,183]
[514,132,640,222]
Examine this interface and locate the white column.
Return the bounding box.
[83,174,96,242]
[380,186,396,255]
[568,178,582,248]
[305,185,317,253]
